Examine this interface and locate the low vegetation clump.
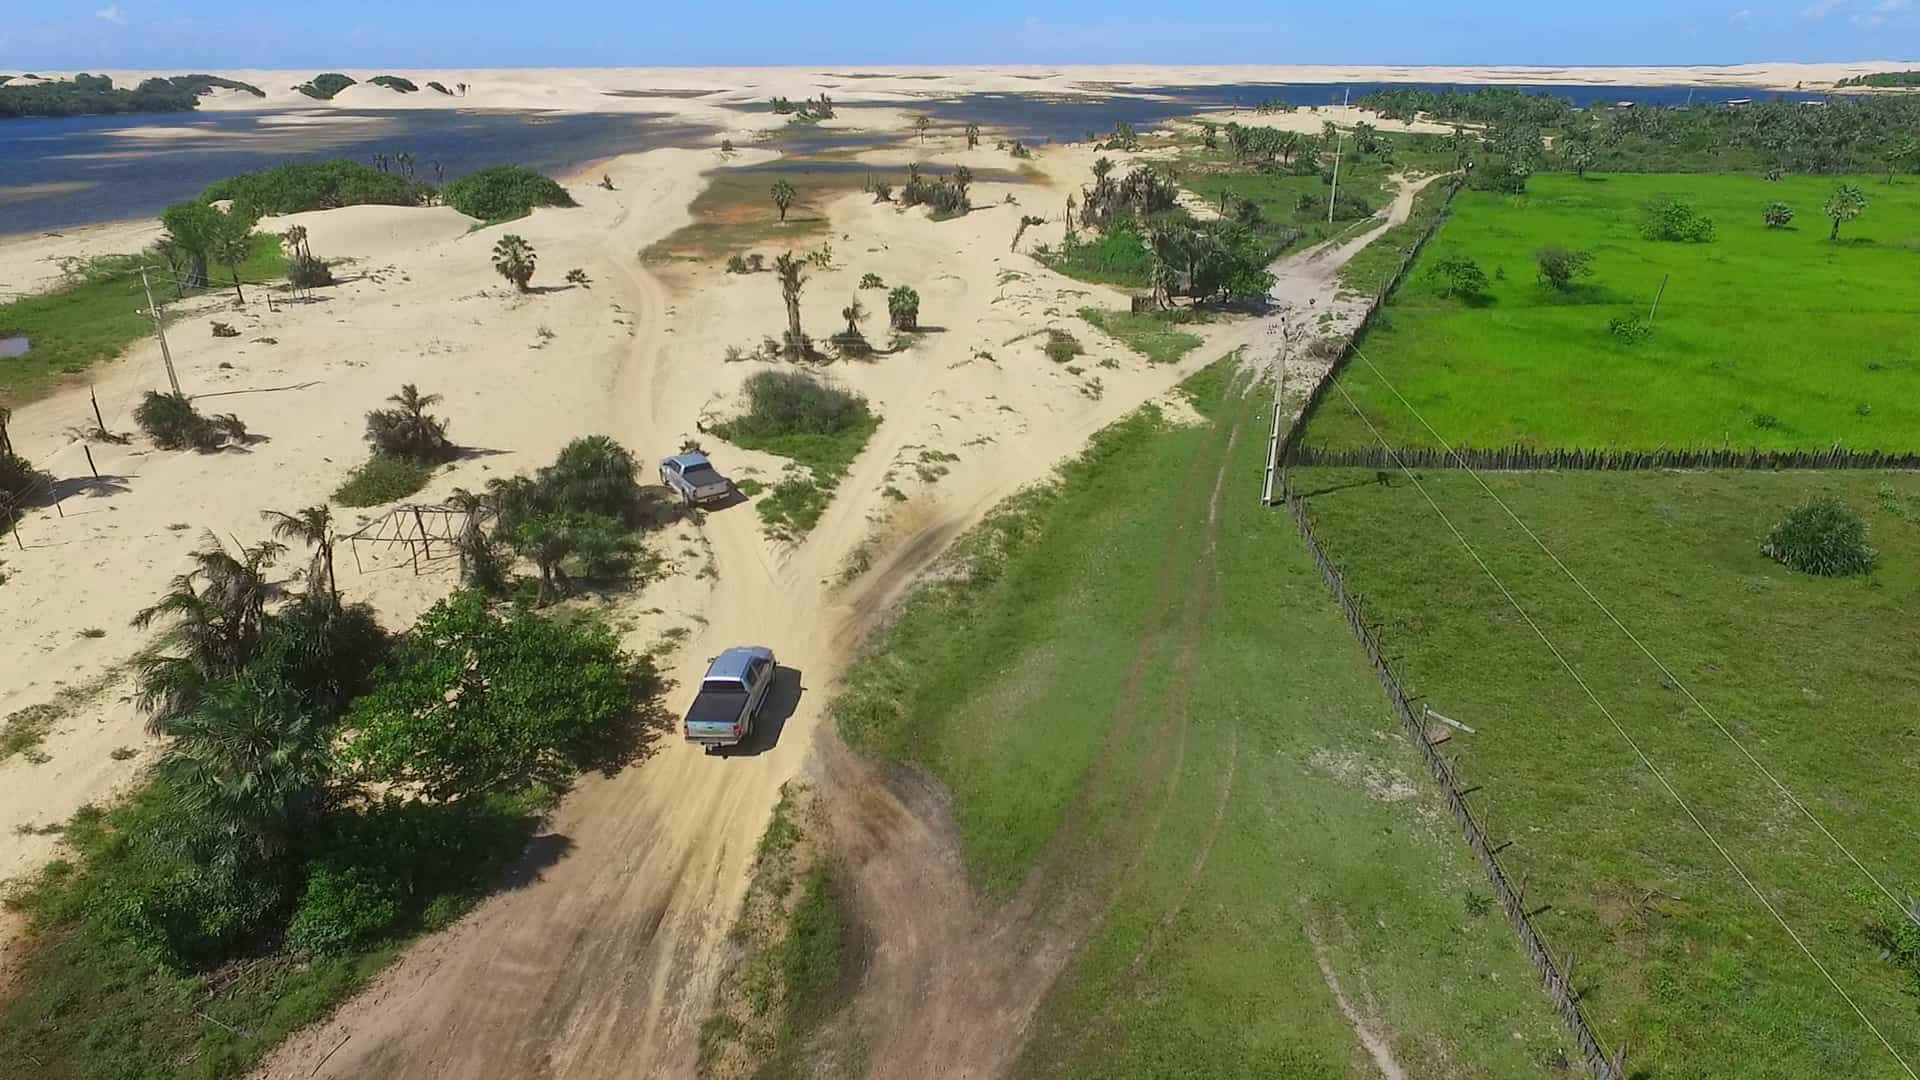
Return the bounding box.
[1,452,43,525]
[1640,196,1716,242]
[1763,495,1878,576]
[899,163,973,218]
[201,159,433,214]
[1606,313,1653,345]
[1764,201,1795,229]
[281,225,335,288]
[427,80,453,95]
[1078,307,1207,364]
[334,454,434,507]
[887,285,920,331]
[444,165,576,224]
[1534,246,1594,291]
[1428,253,1489,301]
[133,391,248,452]
[295,72,357,100]
[712,372,879,538]
[491,234,538,291]
[369,75,419,93]
[1043,328,1085,364]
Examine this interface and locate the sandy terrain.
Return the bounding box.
[29,62,1911,124]
[0,72,1444,1074]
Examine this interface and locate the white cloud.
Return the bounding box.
[1802,0,1846,17]
[1730,7,1753,22]
[1875,0,1910,11]
[95,4,126,23]
[1851,11,1886,23]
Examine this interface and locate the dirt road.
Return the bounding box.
[253,166,1443,1080]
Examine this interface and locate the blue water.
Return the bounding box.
[1,82,1803,234]
[0,109,713,235]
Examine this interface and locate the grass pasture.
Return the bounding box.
[1303,173,1920,452]
[834,362,1571,1078]
[1292,466,1920,1079]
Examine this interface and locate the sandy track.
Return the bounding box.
[248,138,1256,1079]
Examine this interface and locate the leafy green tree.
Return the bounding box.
[1534,246,1594,291]
[491,234,537,291]
[1824,183,1868,240]
[541,435,641,522]
[209,203,261,305]
[130,533,286,733]
[365,383,453,463]
[342,592,637,800]
[1885,136,1920,184]
[1564,140,1596,179]
[1430,255,1490,300]
[771,178,796,223]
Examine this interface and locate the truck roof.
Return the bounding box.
[704,646,773,682]
[665,452,712,470]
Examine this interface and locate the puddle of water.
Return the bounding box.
[0,336,29,358]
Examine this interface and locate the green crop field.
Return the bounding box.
[1303,173,1920,452]
[1292,466,1920,1079]
[835,364,1571,1078]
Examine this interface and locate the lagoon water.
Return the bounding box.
[0,109,713,235]
[1,82,1788,235]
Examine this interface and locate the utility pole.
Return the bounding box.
[1327,131,1346,226]
[139,266,183,398]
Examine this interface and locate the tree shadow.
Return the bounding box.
[190,381,322,400]
[497,831,578,891]
[579,669,678,778]
[525,283,584,295]
[451,445,514,462]
[714,665,803,759]
[1292,472,1394,500]
[45,473,132,502]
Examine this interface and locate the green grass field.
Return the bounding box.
[1303,173,1920,452]
[1077,306,1207,364]
[834,362,1572,1077]
[1292,466,1920,1078]
[0,235,286,407]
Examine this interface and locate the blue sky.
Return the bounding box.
[2,0,1917,70]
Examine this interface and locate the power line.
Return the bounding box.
[1320,377,1919,1080]
[1347,343,1911,914]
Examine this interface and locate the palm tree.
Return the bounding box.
[131,532,285,733]
[887,285,920,331]
[365,383,453,463]
[161,670,330,862]
[262,505,337,609]
[915,114,931,143]
[491,234,537,291]
[965,122,980,149]
[448,486,507,594]
[841,296,867,338]
[510,513,578,606]
[774,251,809,359]
[771,179,797,223]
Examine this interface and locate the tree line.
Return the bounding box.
[0,73,263,118]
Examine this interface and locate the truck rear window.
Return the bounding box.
[683,465,720,484]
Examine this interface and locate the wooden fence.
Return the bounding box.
[1272,177,1464,472]
[1286,443,1920,472]
[1275,470,1628,1080]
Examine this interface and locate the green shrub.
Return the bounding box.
[364,384,454,464]
[286,863,402,956]
[334,455,432,507]
[1855,886,1920,995]
[427,81,453,95]
[368,75,418,93]
[1641,197,1716,242]
[887,285,920,330]
[1044,328,1084,364]
[1,452,42,523]
[295,73,356,100]
[1763,201,1795,229]
[444,165,576,223]
[726,253,751,274]
[859,272,885,289]
[1762,496,1877,576]
[201,159,432,214]
[717,371,874,442]
[1607,313,1653,344]
[344,591,643,801]
[133,391,247,451]
[1534,246,1594,291]
[1041,228,1153,287]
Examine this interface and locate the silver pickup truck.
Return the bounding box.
[659,452,734,507]
[684,646,777,752]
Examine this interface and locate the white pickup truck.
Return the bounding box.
[659,452,735,507]
[683,646,777,752]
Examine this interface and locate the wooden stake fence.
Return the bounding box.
[1286,443,1920,473]
[1274,470,1627,1079]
